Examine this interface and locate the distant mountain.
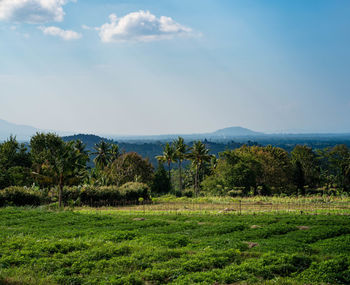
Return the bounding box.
[109,126,264,142]
[0,119,77,141]
[62,134,115,150]
[2,117,350,145]
[211,126,263,137]
[0,119,39,141]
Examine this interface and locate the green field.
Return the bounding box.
[1,208,350,284]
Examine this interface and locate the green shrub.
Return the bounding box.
[201,176,225,196]
[119,182,150,202]
[61,183,150,207]
[298,257,350,284]
[182,188,195,198]
[0,186,45,206]
[228,189,244,197]
[0,184,151,208]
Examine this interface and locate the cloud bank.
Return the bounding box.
[98,10,193,43]
[40,26,81,40]
[0,0,74,23]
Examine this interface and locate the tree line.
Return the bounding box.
[154,138,350,197]
[0,133,350,205]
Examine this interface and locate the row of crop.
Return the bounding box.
[0,182,150,207]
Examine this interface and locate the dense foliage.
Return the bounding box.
[0,183,150,207]
[105,152,154,186]
[0,136,32,189]
[201,145,350,196]
[30,133,90,207]
[151,163,171,195]
[0,186,46,207]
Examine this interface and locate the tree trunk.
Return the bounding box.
[179,160,182,192]
[195,163,199,197]
[168,161,171,182]
[59,173,63,208]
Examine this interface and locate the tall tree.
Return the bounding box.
[291,145,319,192]
[72,140,90,183]
[156,142,176,182]
[106,152,154,186]
[173,137,188,192]
[293,160,306,194]
[30,133,88,207]
[151,162,171,195]
[110,144,120,162]
[0,136,32,188]
[322,145,350,191]
[93,141,112,169]
[244,145,293,192]
[74,139,89,164]
[187,141,211,195]
[217,149,261,195]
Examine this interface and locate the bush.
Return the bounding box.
[228,189,243,197]
[298,257,350,284]
[0,186,45,206]
[61,183,150,207]
[182,188,195,198]
[119,182,150,201]
[201,176,225,196]
[0,184,151,208]
[106,152,154,186]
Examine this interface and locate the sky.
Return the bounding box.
[0,0,350,135]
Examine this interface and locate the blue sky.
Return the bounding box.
[0,0,349,135]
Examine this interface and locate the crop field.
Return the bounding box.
[81,195,350,215]
[1,207,350,285]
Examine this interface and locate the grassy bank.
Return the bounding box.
[1,207,350,284]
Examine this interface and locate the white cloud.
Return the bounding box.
[0,0,75,23]
[81,24,92,30]
[97,10,193,43]
[39,26,81,40]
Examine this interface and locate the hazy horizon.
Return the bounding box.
[1,0,350,135]
[2,118,350,139]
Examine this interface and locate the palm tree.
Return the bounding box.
[173,137,188,191]
[74,140,90,163]
[30,133,89,208]
[188,141,211,196]
[72,140,90,182]
[93,141,112,169]
[110,143,120,162]
[156,142,176,181]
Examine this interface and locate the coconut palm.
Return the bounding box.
[74,140,90,163]
[156,142,176,181]
[93,141,112,169]
[173,137,188,191]
[30,133,89,208]
[72,140,90,182]
[110,144,120,162]
[188,141,211,196]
